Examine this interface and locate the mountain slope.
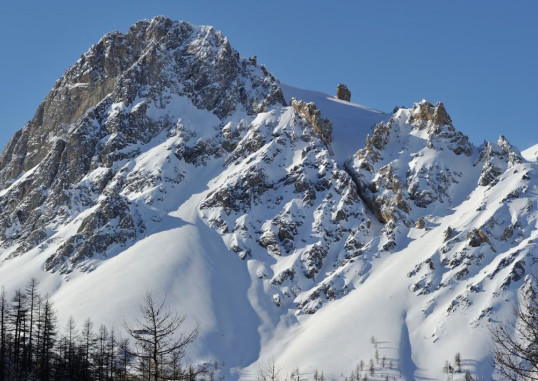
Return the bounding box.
[0,17,536,380]
[280,83,389,164]
[523,143,538,162]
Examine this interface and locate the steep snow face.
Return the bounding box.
[0,16,537,381]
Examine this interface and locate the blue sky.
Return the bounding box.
[0,0,536,152]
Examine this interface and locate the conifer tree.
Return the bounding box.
[290,367,303,381]
[107,327,117,379]
[116,337,132,381]
[96,324,109,381]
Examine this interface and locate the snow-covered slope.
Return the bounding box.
[0,16,537,380]
[281,83,388,164]
[522,143,538,162]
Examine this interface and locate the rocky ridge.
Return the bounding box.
[0,18,534,310]
[0,16,537,379]
[0,17,284,272]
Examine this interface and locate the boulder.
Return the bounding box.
[336,83,351,101]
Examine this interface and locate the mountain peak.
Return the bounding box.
[0,18,285,185]
[0,18,288,271]
[409,99,452,129]
[0,17,536,381]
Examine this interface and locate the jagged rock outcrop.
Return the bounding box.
[291,98,333,148]
[343,99,532,304]
[347,101,471,230]
[336,83,351,101]
[409,100,472,155]
[477,135,523,186]
[408,100,452,128]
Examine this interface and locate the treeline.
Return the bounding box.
[0,280,202,381]
[3,276,510,381]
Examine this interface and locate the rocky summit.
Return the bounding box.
[0,16,536,380]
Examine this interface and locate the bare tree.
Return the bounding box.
[63,316,78,380]
[11,288,28,379]
[81,318,95,380]
[116,337,132,381]
[290,367,305,381]
[258,359,287,381]
[124,292,199,381]
[35,297,56,381]
[454,352,461,373]
[493,279,538,380]
[25,278,39,374]
[0,287,8,381]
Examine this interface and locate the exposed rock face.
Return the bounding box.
[408,100,452,128]
[0,17,380,313]
[467,228,489,247]
[0,17,285,186]
[409,100,472,155]
[47,194,137,272]
[336,83,351,101]
[478,135,523,186]
[291,98,333,148]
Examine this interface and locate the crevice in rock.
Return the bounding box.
[343,161,386,224]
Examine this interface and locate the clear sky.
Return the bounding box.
[0,0,536,152]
